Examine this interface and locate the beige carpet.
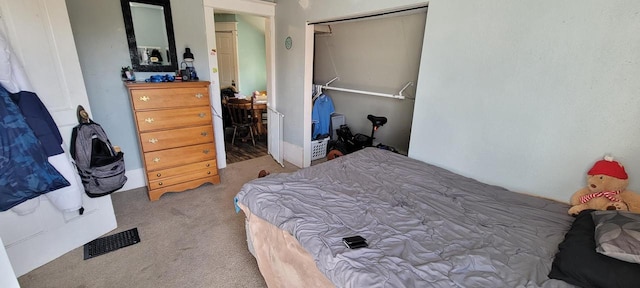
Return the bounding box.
[18,156,298,288]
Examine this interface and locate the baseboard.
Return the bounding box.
[283,141,303,168]
[117,168,146,192]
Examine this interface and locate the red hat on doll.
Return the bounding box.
[588,156,628,180]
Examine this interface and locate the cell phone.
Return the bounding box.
[342,236,368,249]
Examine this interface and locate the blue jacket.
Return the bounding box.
[0,86,69,211]
[10,90,63,156]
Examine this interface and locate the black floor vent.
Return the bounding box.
[84,228,140,260]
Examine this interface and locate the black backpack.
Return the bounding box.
[70,108,127,197]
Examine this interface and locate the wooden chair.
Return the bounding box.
[225,98,256,146]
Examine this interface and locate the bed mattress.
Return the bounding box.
[236,148,575,287]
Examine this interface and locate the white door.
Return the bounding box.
[263,17,283,166]
[0,0,117,277]
[0,237,19,288]
[215,29,239,89]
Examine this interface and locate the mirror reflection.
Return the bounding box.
[130,2,170,66]
[121,0,177,72]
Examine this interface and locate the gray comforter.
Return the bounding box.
[236,148,575,287]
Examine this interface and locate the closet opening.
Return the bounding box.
[307,5,428,166]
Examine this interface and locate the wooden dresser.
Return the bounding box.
[125,81,220,201]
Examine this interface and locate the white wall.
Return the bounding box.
[409,0,640,202]
[64,0,640,202]
[275,0,640,202]
[66,0,211,174]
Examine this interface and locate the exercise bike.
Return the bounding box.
[326,114,397,160]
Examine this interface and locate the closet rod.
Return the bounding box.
[317,77,412,100]
[308,5,428,25]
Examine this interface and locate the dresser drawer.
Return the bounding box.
[144,142,216,171]
[130,87,209,110]
[148,166,217,190]
[135,106,212,132]
[147,159,217,181]
[147,176,220,201]
[139,125,214,152]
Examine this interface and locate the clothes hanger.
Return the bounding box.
[312,84,324,102]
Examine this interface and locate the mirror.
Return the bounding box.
[120,0,178,72]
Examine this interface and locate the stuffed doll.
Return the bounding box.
[568,156,640,215]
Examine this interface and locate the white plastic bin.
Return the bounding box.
[311,137,330,160]
[330,113,345,140]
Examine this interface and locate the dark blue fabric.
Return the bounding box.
[0,86,69,211]
[9,90,63,156]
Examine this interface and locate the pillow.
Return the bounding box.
[592,210,640,264]
[548,209,640,288]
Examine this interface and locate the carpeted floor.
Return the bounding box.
[17,156,298,288]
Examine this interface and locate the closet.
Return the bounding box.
[311,7,427,161]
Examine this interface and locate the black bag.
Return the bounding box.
[70,117,127,198]
[335,124,371,153]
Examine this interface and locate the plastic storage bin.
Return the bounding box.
[330,113,345,141]
[311,137,330,160]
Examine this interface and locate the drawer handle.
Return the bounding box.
[149,138,158,144]
[145,118,154,123]
[201,131,208,137]
[207,171,211,175]
[156,173,162,177]
[195,93,203,99]
[206,163,210,167]
[198,113,206,118]
[158,182,163,186]
[203,149,210,154]
[153,157,160,163]
[139,96,150,102]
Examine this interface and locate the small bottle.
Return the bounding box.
[142,48,149,64]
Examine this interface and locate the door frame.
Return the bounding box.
[203,0,276,169]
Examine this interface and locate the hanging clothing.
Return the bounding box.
[0,85,70,211]
[0,29,83,214]
[10,91,64,156]
[311,93,335,140]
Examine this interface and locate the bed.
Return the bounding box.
[235,147,577,287]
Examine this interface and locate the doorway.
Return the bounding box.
[202,0,277,169]
[214,13,269,164]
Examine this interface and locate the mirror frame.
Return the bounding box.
[120,0,178,72]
